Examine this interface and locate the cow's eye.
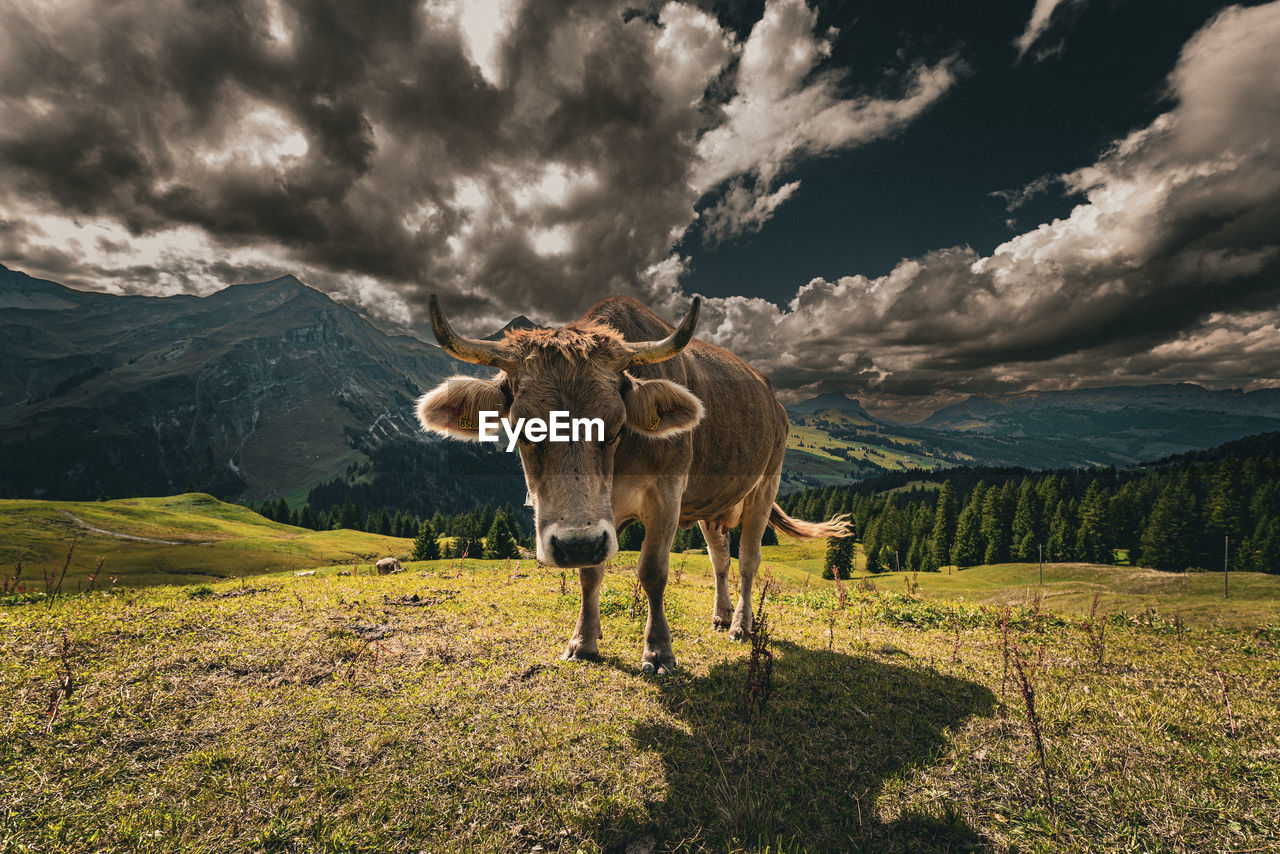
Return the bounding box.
[600,427,623,448]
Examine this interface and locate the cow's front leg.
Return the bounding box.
[562,563,605,661]
[638,512,679,675]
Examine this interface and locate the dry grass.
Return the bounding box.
[0,552,1277,853]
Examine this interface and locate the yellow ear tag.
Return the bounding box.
[459,413,474,430]
[646,411,661,430]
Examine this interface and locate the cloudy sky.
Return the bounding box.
[1,0,1278,419]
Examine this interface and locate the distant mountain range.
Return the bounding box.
[0,265,522,510]
[782,384,1280,491]
[4,263,1279,506]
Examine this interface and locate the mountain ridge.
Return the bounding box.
[0,264,520,510]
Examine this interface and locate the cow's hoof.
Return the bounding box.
[561,642,600,662]
[712,614,732,631]
[640,660,676,676]
[640,653,677,676]
[728,625,750,642]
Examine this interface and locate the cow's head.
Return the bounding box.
[417,296,704,568]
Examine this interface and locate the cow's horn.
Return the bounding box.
[428,294,512,367]
[624,297,701,367]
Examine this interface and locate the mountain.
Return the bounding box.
[786,392,879,422]
[483,315,541,340]
[0,265,522,510]
[921,384,1280,461]
[778,384,1280,492]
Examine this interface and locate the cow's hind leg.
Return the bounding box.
[562,563,605,661]
[730,468,782,641]
[699,520,733,630]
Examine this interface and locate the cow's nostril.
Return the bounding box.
[550,534,570,566]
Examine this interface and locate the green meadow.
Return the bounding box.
[0,494,408,588]
[1,496,1278,852]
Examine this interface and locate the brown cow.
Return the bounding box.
[417,295,848,673]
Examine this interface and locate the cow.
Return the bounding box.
[376,557,403,574]
[416,294,849,674]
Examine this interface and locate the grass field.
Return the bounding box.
[3,532,1278,852]
[0,494,410,588]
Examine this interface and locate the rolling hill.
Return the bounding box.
[0,493,411,587]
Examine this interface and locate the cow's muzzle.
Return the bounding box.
[543,522,616,568]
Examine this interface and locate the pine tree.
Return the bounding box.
[981,486,1010,565]
[477,505,496,540]
[1206,457,1246,541]
[860,535,880,573]
[411,519,441,561]
[1139,478,1196,571]
[337,497,361,530]
[906,535,925,572]
[1046,500,1074,562]
[484,511,521,560]
[824,536,854,579]
[455,520,481,559]
[1011,479,1038,559]
[1074,481,1112,563]
[951,496,983,568]
[929,480,958,570]
[1242,518,1280,574]
[618,522,644,551]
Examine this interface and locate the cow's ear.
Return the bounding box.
[622,375,704,437]
[417,375,507,441]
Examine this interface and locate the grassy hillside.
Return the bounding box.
[874,562,1280,627]
[3,544,1278,852]
[0,494,409,588]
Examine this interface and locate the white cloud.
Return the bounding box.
[651,3,735,109]
[1013,0,1076,62]
[197,104,309,170]
[529,224,571,257]
[700,178,800,245]
[431,0,521,86]
[691,0,956,240]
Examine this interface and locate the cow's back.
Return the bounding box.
[584,297,788,525]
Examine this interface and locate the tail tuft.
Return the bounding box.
[768,504,853,541]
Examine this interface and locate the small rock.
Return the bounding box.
[873,643,910,657]
[376,557,403,575]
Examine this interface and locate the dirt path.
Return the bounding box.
[60,511,211,545]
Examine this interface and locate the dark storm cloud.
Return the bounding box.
[0,0,954,329]
[1,0,699,317]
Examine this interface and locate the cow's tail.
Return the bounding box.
[768,504,853,541]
